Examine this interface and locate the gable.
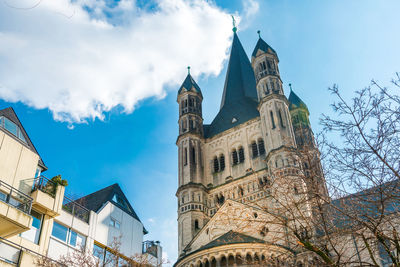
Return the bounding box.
[186,200,286,253]
[0,107,47,170]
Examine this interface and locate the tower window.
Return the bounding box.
[191,147,196,165]
[219,154,225,171]
[194,220,199,230]
[258,139,265,155]
[213,156,219,173]
[251,141,258,158]
[232,149,238,165]
[184,148,188,166]
[238,147,245,163]
[270,111,276,129]
[278,110,285,128]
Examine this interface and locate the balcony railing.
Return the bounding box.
[32,176,58,197]
[0,180,32,214]
[62,195,90,223]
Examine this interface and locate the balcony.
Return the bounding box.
[0,180,33,237]
[29,176,65,217]
[62,195,90,223]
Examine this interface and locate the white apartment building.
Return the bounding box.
[0,107,162,266]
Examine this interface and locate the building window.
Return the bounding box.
[184,147,188,166]
[251,141,258,158]
[270,111,276,129]
[109,217,121,229]
[194,220,199,230]
[258,138,265,155]
[219,154,225,171]
[52,221,68,242]
[238,147,245,163]
[0,116,26,143]
[51,222,86,248]
[191,147,196,165]
[232,149,238,165]
[20,210,43,244]
[213,156,219,173]
[278,109,285,127]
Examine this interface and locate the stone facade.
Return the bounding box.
[175,31,326,267]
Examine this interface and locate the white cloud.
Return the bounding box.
[0,0,235,123]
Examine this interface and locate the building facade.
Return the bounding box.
[174,28,328,267]
[0,107,162,266]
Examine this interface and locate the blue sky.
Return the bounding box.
[1,0,400,264]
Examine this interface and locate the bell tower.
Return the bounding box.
[251,31,296,155]
[176,68,207,255]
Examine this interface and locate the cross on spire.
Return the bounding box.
[187,66,190,75]
[257,30,261,38]
[289,83,293,91]
[231,15,237,33]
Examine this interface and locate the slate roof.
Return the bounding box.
[178,74,202,96]
[0,107,47,170]
[288,90,309,112]
[204,33,259,138]
[251,37,278,59]
[200,230,265,250]
[75,183,148,234]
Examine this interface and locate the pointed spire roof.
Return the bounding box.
[220,33,258,108]
[252,36,278,59]
[178,73,202,97]
[288,89,309,113]
[204,32,259,138]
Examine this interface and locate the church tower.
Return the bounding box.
[251,32,296,155]
[176,68,208,255]
[289,88,329,198]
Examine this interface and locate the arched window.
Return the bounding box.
[194,219,199,230]
[191,147,196,165]
[213,156,219,173]
[220,256,227,267]
[232,149,238,165]
[219,155,225,171]
[258,138,265,155]
[184,148,188,166]
[251,141,258,158]
[278,109,285,127]
[238,147,245,163]
[270,111,276,129]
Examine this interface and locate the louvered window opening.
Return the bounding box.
[238,147,245,163]
[232,150,239,165]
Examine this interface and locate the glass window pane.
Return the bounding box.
[4,118,18,136]
[77,233,86,247]
[51,222,68,242]
[69,230,77,246]
[115,221,120,229]
[109,218,115,227]
[93,243,104,259]
[31,210,42,229]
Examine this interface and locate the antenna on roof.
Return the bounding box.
[257,30,261,38]
[231,15,237,33]
[187,66,190,75]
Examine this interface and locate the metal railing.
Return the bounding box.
[32,176,58,197]
[62,195,90,223]
[0,180,32,214]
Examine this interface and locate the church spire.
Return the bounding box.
[220,32,257,109]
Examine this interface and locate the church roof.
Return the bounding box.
[0,107,47,170]
[178,73,202,96]
[75,183,147,234]
[200,231,265,250]
[251,37,278,59]
[205,32,259,138]
[288,90,309,112]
